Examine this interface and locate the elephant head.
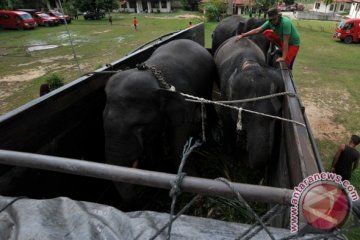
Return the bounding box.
[103,69,189,202]
[229,67,283,169]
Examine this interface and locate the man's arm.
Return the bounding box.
[331,144,345,172]
[276,35,290,62]
[235,27,263,41]
[352,156,359,172]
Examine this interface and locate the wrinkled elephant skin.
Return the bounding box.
[215,37,284,169]
[103,39,217,202]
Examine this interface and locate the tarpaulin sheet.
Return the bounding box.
[0,196,298,239]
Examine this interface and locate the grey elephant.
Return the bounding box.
[215,36,284,169]
[212,16,269,56]
[103,39,217,202]
[211,15,246,55]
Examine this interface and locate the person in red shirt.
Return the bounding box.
[236,7,300,70]
[133,16,138,31]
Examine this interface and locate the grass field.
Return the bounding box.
[1,10,360,238]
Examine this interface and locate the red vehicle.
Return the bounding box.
[333,18,360,44]
[0,10,37,30]
[48,10,72,24]
[33,12,59,26]
[17,9,59,26]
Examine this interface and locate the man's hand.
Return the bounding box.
[235,34,244,42]
[276,57,285,62]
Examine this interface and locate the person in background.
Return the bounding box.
[188,21,192,28]
[331,135,360,181]
[235,7,300,70]
[108,15,112,25]
[133,16,138,31]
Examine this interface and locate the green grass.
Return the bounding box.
[1,11,360,238]
[0,10,203,114]
[291,19,360,239]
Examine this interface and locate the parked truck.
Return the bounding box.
[334,18,360,44]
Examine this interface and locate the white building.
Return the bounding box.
[120,0,172,13]
[313,0,352,13]
[349,0,360,18]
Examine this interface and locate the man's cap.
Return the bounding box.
[351,135,360,145]
[268,7,281,20]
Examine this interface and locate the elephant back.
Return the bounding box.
[146,39,216,97]
[214,37,265,67]
[212,15,246,54]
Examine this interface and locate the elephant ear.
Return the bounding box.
[157,89,188,126]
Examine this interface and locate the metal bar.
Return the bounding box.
[0,150,293,206]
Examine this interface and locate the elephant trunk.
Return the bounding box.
[246,119,272,169]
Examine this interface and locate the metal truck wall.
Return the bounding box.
[268,64,323,188]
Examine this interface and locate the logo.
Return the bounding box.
[290,172,358,233]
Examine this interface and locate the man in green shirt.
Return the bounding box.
[236,7,300,70]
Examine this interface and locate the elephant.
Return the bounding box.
[212,17,273,64]
[215,36,284,170]
[103,39,217,202]
[211,15,246,55]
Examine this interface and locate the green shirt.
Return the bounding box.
[261,16,300,46]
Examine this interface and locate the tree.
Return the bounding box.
[252,0,276,18]
[73,0,118,12]
[0,0,47,9]
[181,0,199,11]
[203,0,227,21]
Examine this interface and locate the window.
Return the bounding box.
[129,0,136,8]
[0,14,9,19]
[151,1,159,8]
[315,3,320,9]
[340,4,344,11]
[161,0,166,8]
[356,4,360,11]
[329,4,334,11]
[343,23,354,30]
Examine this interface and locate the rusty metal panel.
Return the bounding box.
[279,63,323,187]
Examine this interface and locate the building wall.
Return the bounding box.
[121,0,172,13]
[295,11,343,21]
[313,1,351,13]
[349,2,360,18]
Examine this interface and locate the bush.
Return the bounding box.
[46,73,65,91]
[203,0,227,21]
[204,4,219,21]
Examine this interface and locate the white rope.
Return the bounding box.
[236,108,243,131]
[217,92,296,103]
[201,101,206,142]
[180,93,306,128]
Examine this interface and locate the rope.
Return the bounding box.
[217,92,296,104]
[201,101,206,142]
[148,194,202,240]
[216,178,276,240]
[180,93,306,128]
[239,204,286,240]
[167,138,202,239]
[0,196,27,213]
